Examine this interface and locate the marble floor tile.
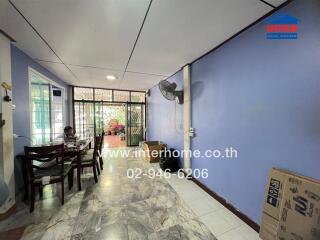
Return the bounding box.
[40,218,76,240]
[152,219,217,240]
[146,194,196,231]
[72,205,128,236]
[20,223,47,240]
[71,220,155,240]
[79,192,124,215]
[70,212,96,236]
[71,223,128,240]
[1,147,221,240]
[123,200,154,233]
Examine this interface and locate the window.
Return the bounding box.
[74,102,94,139]
[131,92,145,103]
[30,81,51,145]
[29,68,65,145]
[94,89,112,101]
[113,90,130,102]
[74,87,93,100]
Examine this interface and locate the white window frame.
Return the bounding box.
[28,67,66,145]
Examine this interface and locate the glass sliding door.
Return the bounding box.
[127,103,145,146]
[97,103,126,137]
[29,68,66,145]
[30,82,51,145]
[74,101,95,139]
[73,87,146,146]
[95,102,104,135]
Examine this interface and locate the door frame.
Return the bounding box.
[126,103,145,146]
[72,86,146,145]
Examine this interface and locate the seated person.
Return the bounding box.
[64,126,77,142]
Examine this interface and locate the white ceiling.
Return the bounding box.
[263,0,287,7]
[0,0,287,90]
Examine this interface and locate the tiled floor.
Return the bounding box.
[166,175,260,240]
[0,147,260,240]
[104,136,126,148]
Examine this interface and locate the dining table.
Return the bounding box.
[17,138,93,200]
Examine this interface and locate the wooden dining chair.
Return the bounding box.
[98,131,105,171]
[73,135,102,183]
[85,132,104,174]
[24,144,72,212]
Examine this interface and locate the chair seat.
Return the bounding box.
[64,155,77,163]
[71,153,96,169]
[86,149,101,158]
[33,163,72,182]
[85,149,94,156]
[81,153,95,163]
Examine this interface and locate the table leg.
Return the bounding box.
[77,152,82,191]
[20,156,29,200]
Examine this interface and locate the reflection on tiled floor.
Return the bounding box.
[0,148,217,240]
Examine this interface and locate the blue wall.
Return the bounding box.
[191,0,320,223]
[147,71,184,167]
[11,45,70,191]
[147,0,320,224]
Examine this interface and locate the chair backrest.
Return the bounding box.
[93,135,102,159]
[99,131,105,153]
[24,144,65,180]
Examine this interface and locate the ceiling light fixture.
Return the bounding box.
[106,75,117,80]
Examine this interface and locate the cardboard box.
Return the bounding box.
[143,141,166,163]
[263,168,287,220]
[260,168,320,240]
[260,212,279,240]
[279,173,320,240]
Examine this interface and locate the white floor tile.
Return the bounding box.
[187,195,223,217]
[218,228,247,240]
[216,208,244,229]
[236,224,260,240]
[166,172,259,240]
[200,211,236,236]
[218,225,260,240]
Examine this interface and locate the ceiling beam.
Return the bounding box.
[7,0,78,80]
[258,0,276,8]
[121,0,154,81]
[0,29,16,42]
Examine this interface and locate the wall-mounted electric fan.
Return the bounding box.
[158,80,183,104]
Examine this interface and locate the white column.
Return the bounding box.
[183,65,191,170]
[0,33,15,214]
[68,86,73,127]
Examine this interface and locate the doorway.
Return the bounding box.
[29,68,66,145]
[96,103,126,148]
[73,87,146,147]
[127,103,145,146]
